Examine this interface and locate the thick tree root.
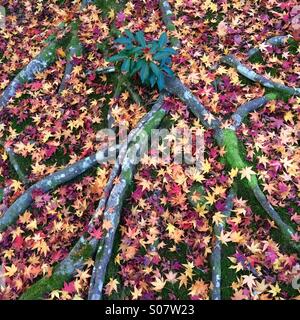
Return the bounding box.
[159,0,176,31]
[247,35,289,58]
[0,147,118,232]
[211,189,235,300]
[19,98,166,300]
[58,23,83,94]
[252,185,299,251]
[231,95,272,129]
[218,129,300,252]
[221,55,300,96]
[0,42,59,109]
[165,76,220,129]
[165,77,299,252]
[19,236,99,300]
[88,99,167,300]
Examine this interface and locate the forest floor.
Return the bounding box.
[0,0,299,300]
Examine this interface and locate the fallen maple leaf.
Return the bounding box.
[151,277,166,292]
[240,166,256,182]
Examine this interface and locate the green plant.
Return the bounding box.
[107,30,176,90]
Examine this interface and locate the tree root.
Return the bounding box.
[0,147,118,232]
[231,95,272,129]
[4,4,297,299]
[19,98,166,300]
[95,66,116,74]
[218,129,300,252]
[165,76,220,129]
[19,235,99,300]
[220,55,300,96]
[211,189,235,300]
[58,23,83,94]
[0,41,59,109]
[164,77,299,253]
[247,35,290,58]
[88,98,167,300]
[252,184,300,251]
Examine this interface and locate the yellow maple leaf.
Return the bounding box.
[217,230,232,245]
[229,167,239,178]
[195,204,208,218]
[240,166,256,182]
[284,111,294,123]
[108,9,115,20]
[49,290,61,300]
[11,179,22,192]
[205,191,216,205]
[19,211,32,224]
[230,231,245,244]
[183,261,195,280]
[56,47,66,58]
[105,278,119,296]
[212,211,226,225]
[178,273,188,288]
[268,283,281,297]
[26,219,38,232]
[4,264,18,277]
[202,159,211,173]
[151,277,167,292]
[131,286,143,300]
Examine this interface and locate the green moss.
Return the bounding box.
[204,10,224,29]
[266,67,279,78]
[265,92,278,101]
[238,74,254,86]
[160,115,174,129]
[11,117,33,133]
[264,87,292,102]
[220,243,236,299]
[121,167,133,184]
[19,272,68,300]
[71,241,95,262]
[143,109,167,135]
[222,129,258,188]
[20,239,96,300]
[167,24,176,32]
